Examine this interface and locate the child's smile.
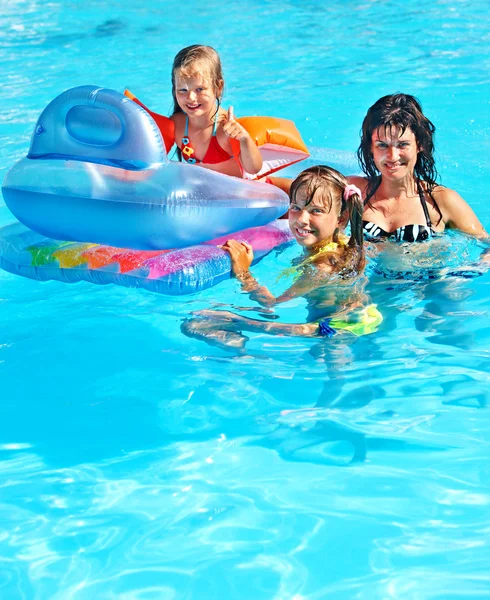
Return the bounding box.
[174,73,219,120]
[288,190,340,251]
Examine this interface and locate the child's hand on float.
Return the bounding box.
[222,107,250,143]
[219,239,254,276]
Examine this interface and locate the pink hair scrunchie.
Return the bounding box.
[343,184,363,201]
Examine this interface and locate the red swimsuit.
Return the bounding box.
[180,116,233,164]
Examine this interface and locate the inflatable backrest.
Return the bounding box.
[28,85,167,170]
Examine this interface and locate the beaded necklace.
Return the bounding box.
[181,115,218,164]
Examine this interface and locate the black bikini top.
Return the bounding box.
[362,221,435,242]
[363,180,438,243]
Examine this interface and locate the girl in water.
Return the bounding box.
[182,165,382,351]
[170,44,263,177]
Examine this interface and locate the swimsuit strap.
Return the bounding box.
[366,176,433,230]
[181,116,197,164]
[185,114,219,137]
[416,179,433,229]
[363,177,381,206]
[181,114,218,164]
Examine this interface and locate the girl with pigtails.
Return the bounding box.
[182,166,382,352]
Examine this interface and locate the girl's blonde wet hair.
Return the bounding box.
[171,45,224,115]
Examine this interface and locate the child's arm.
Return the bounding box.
[222,107,263,175]
[220,240,331,308]
[199,157,244,178]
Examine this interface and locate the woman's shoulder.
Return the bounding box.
[347,175,369,193]
[429,184,485,234]
[430,184,461,204]
[430,184,468,215]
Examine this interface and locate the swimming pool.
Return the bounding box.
[1,1,490,598]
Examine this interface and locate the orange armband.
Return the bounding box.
[235,116,309,179]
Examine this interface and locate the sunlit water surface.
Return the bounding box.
[1,1,490,598]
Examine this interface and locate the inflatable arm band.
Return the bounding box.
[124,89,309,179]
[2,86,289,250]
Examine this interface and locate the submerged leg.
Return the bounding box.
[181,316,249,352]
[195,310,319,337]
[182,306,383,351]
[181,310,318,352]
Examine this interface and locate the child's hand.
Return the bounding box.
[222,107,250,142]
[219,239,254,276]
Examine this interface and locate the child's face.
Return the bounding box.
[288,187,341,250]
[174,70,220,118]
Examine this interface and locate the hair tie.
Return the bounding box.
[343,184,362,201]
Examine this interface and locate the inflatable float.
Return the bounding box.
[0,85,306,294]
[0,220,293,295]
[2,86,308,250]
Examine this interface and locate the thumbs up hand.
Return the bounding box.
[222,106,249,142]
[220,106,263,175]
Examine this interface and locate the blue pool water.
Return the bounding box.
[1,1,490,598]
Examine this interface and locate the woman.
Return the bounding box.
[350,93,487,243]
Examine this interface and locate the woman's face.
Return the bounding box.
[371,126,419,181]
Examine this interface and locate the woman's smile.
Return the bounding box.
[371,127,418,179]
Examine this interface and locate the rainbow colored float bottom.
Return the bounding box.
[0,221,293,295]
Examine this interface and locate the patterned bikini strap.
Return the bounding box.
[181,116,197,164]
[182,115,218,164]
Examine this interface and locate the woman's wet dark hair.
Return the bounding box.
[357,93,442,221]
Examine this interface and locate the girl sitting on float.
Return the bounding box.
[126,45,309,182]
[169,44,262,177]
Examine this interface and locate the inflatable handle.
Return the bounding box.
[124,89,175,154]
[27,85,167,170]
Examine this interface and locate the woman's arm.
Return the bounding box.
[347,175,368,193]
[433,186,487,237]
[267,176,293,194]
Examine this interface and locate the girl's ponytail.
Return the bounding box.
[343,184,365,272]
